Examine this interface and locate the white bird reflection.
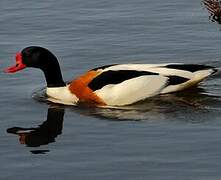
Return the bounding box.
[32,84,221,121]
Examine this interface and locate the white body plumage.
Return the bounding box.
[46,63,217,106]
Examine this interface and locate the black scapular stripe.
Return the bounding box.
[167,76,189,85]
[165,64,214,72]
[91,64,118,71]
[88,70,158,91]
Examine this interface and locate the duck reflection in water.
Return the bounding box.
[77,87,220,122]
[6,85,221,150]
[7,107,64,148]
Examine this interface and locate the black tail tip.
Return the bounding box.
[213,67,218,74]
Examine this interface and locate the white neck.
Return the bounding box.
[46,85,79,105]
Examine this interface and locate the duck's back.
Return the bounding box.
[68,63,217,106]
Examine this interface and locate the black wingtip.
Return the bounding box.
[165,64,216,72]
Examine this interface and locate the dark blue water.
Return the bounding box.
[1,0,221,179]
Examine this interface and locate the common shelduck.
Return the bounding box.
[4,46,218,106]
